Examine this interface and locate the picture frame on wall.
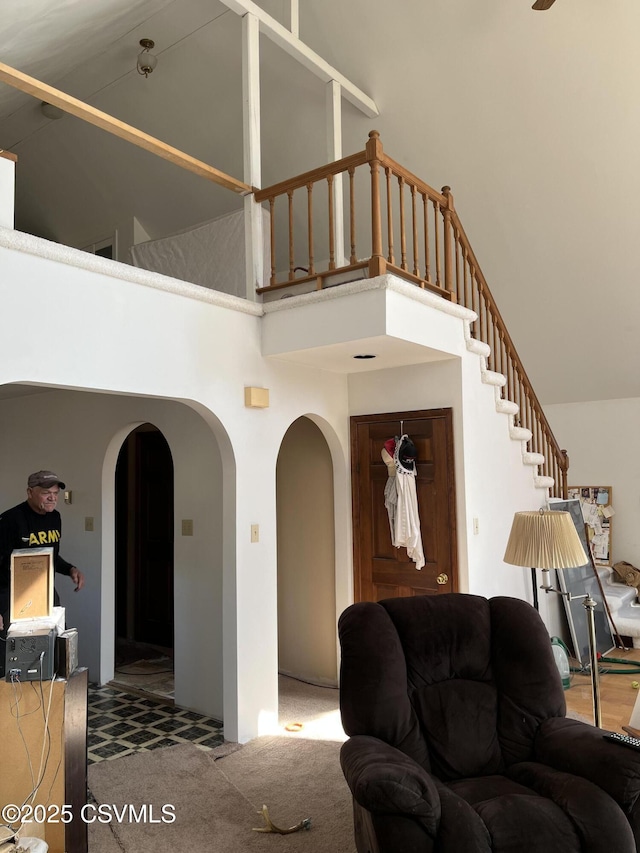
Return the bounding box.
[567,486,613,566]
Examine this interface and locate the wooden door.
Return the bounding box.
[351,409,457,602]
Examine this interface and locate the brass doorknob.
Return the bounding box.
[436,573,449,585]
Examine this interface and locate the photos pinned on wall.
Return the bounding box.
[567,486,614,566]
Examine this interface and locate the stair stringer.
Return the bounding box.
[462,318,554,494]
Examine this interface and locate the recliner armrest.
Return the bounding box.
[340,735,441,835]
[535,717,640,809]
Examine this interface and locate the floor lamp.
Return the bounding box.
[504,509,601,727]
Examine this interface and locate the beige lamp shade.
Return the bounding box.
[504,510,587,569]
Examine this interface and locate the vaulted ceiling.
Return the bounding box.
[1,0,637,405]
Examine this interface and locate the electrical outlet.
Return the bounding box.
[251,524,259,543]
[182,519,194,536]
[85,517,94,532]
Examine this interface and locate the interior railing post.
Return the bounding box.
[327,174,335,270]
[561,450,569,498]
[423,194,431,284]
[412,184,419,277]
[441,186,456,302]
[287,189,295,279]
[398,176,407,270]
[306,182,315,275]
[268,197,276,285]
[386,167,395,264]
[366,130,387,278]
[348,166,357,265]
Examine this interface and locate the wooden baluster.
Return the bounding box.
[441,186,455,301]
[398,176,407,270]
[386,167,395,264]
[411,184,419,277]
[493,323,498,375]
[462,248,469,311]
[507,342,514,406]
[479,284,486,348]
[327,174,335,270]
[269,197,276,286]
[454,235,460,302]
[288,189,295,280]
[307,182,315,275]
[349,167,357,265]
[471,269,479,338]
[423,193,431,284]
[366,130,386,277]
[434,199,442,288]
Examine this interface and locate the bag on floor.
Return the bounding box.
[613,560,640,589]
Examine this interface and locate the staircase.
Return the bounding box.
[256,130,568,498]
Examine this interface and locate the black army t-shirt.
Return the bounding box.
[0,501,72,619]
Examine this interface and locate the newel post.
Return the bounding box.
[366,130,387,278]
[561,449,569,499]
[441,185,456,302]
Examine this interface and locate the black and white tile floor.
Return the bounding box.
[87,683,224,764]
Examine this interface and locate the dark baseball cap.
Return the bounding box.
[27,470,66,489]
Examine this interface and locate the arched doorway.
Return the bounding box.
[114,423,174,693]
[276,417,336,686]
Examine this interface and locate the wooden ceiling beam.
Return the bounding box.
[0,61,252,195]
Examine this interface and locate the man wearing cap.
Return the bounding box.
[0,470,85,630]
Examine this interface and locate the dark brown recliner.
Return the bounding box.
[338,593,640,853]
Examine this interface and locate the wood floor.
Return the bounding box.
[564,647,640,732]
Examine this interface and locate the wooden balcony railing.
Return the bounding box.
[255,131,568,498]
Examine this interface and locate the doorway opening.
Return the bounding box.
[113,423,175,700]
[276,417,337,693]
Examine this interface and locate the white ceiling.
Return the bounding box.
[1,0,638,405]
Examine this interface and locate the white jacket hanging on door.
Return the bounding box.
[384,435,425,571]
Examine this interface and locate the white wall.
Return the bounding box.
[349,351,561,631]
[0,226,566,737]
[545,397,640,568]
[0,390,224,718]
[0,233,352,742]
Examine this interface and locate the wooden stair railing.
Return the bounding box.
[255,131,568,498]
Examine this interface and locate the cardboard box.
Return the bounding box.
[10,547,54,623]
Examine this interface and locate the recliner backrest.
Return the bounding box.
[339,593,566,782]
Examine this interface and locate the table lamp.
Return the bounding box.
[504,509,601,726]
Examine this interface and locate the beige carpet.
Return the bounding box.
[87,736,355,852]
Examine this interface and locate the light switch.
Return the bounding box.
[182,519,194,536]
[251,524,259,543]
[85,517,94,532]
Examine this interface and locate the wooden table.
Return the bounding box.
[0,668,88,853]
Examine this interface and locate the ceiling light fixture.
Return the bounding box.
[353,354,376,360]
[137,39,158,78]
[40,101,64,121]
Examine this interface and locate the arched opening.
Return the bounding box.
[113,423,175,698]
[276,416,336,686]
